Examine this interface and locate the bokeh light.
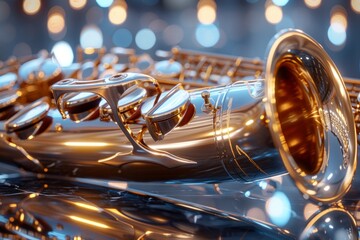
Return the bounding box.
[272,0,289,7]
[331,6,348,30]
[23,0,41,15]
[109,1,127,25]
[80,25,103,49]
[351,0,360,13]
[0,0,358,85]
[327,24,346,46]
[195,24,220,47]
[96,0,113,8]
[197,0,217,25]
[265,4,283,24]
[69,0,87,10]
[112,28,132,47]
[304,0,322,9]
[265,192,291,227]
[52,41,74,67]
[163,25,184,45]
[0,1,10,22]
[47,7,66,35]
[328,6,347,47]
[149,19,168,32]
[135,28,156,50]
[197,5,216,24]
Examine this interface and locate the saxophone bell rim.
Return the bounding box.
[299,207,357,240]
[265,29,357,203]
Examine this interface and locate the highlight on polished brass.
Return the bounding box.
[265,30,357,202]
[0,29,357,204]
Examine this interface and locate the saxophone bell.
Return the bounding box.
[265,29,357,202]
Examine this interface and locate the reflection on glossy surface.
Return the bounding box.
[0,90,19,109]
[265,191,291,227]
[16,55,63,103]
[274,57,325,175]
[0,72,17,91]
[300,208,357,240]
[0,175,356,239]
[265,29,357,203]
[5,99,50,132]
[0,177,293,239]
[153,60,183,78]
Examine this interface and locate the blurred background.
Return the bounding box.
[0,0,359,78]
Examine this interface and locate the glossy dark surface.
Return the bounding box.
[0,176,294,240]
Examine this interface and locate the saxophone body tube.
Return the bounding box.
[0,80,282,183]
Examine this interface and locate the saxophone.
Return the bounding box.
[0,29,357,204]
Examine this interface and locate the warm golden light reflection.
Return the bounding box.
[109,1,127,25]
[23,0,41,15]
[198,6,216,24]
[69,215,110,229]
[209,127,234,137]
[150,140,205,150]
[84,48,96,55]
[245,119,254,126]
[197,0,217,24]
[69,0,87,10]
[306,189,316,195]
[304,0,322,9]
[107,181,128,189]
[214,127,240,141]
[351,0,360,13]
[29,193,38,198]
[141,232,193,239]
[48,13,65,34]
[64,142,109,147]
[265,4,283,24]
[19,213,25,222]
[303,203,319,220]
[106,208,126,218]
[288,138,301,148]
[331,6,348,30]
[9,203,17,208]
[73,202,102,212]
[47,7,66,35]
